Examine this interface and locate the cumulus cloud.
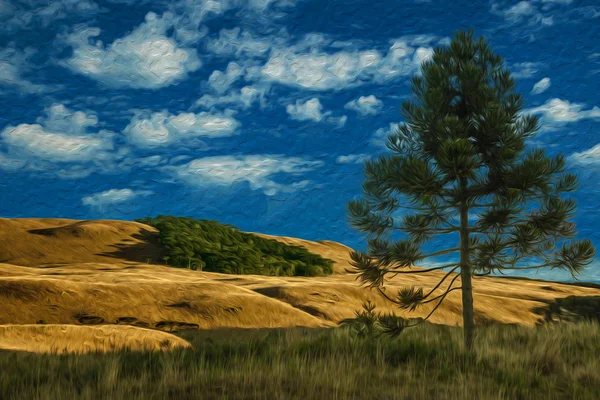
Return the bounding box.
[205,30,442,91]
[492,1,553,26]
[0,46,51,93]
[206,27,275,58]
[0,0,100,31]
[38,104,99,134]
[172,154,323,195]
[123,110,241,147]
[247,0,297,10]
[525,98,600,124]
[510,62,545,79]
[2,125,110,163]
[82,188,153,208]
[531,77,551,94]
[286,98,347,127]
[570,144,600,165]
[372,123,400,148]
[503,1,537,21]
[344,95,384,116]
[195,85,269,110]
[258,35,438,91]
[0,104,113,163]
[541,0,573,4]
[286,98,324,122]
[491,0,573,28]
[335,154,371,164]
[208,62,244,93]
[61,12,202,89]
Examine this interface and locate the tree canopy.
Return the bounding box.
[347,30,595,350]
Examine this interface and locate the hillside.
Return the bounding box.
[0,324,190,354]
[0,218,599,353]
[0,218,163,267]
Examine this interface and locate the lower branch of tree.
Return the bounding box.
[422,286,463,322]
[421,266,460,300]
[387,263,458,277]
[377,287,401,305]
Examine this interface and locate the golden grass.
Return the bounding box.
[0,217,598,354]
[0,218,163,267]
[0,324,190,354]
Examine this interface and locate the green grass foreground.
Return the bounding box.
[1,323,599,400]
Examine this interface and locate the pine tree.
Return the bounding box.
[347,30,595,351]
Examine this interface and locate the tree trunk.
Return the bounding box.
[459,178,475,352]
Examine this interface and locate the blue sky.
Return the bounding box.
[1,0,599,282]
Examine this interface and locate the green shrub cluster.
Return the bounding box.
[136,216,334,276]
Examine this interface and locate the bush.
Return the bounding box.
[136,216,334,276]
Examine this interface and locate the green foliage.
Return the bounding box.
[342,301,414,339]
[136,215,334,276]
[347,29,595,344]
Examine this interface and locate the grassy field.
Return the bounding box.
[1,322,598,400]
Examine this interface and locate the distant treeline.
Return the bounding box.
[136,216,334,276]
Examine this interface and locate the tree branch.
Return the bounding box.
[387,263,458,276]
[501,262,554,271]
[421,266,460,299]
[403,227,459,234]
[421,272,462,305]
[421,248,460,259]
[422,287,462,321]
[377,287,401,305]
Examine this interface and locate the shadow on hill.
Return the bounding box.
[96,229,164,264]
[533,295,600,324]
[27,228,59,237]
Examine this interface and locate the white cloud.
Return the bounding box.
[541,0,573,4]
[570,144,600,165]
[61,12,202,89]
[38,104,99,134]
[286,98,324,122]
[372,123,400,148]
[510,62,545,78]
[2,124,111,163]
[326,115,348,127]
[344,95,383,116]
[0,153,27,171]
[492,0,573,28]
[205,30,442,91]
[206,27,276,58]
[1,0,100,31]
[172,155,323,195]
[504,1,536,22]
[82,188,153,208]
[179,0,295,19]
[195,85,269,109]
[525,98,600,124]
[247,0,297,10]
[335,154,371,164]
[531,77,551,94]
[208,62,244,93]
[0,46,50,93]
[124,110,240,147]
[286,98,347,127]
[258,35,438,91]
[0,104,113,163]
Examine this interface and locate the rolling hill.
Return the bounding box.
[0,217,599,353]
